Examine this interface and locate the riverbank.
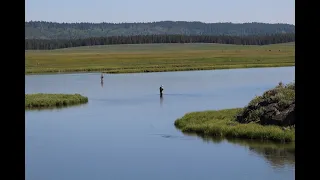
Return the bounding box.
[26,63,294,75]
[25,93,88,109]
[25,43,295,74]
[175,82,295,142]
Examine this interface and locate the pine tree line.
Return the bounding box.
[25,33,295,50]
[25,21,295,39]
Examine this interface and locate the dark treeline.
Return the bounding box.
[25,33,295,50]
[25,21,295,39]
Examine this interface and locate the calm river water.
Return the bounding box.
[25,67,295,180]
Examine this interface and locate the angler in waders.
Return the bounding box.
[159,85,164,97]
[101,73,104,83]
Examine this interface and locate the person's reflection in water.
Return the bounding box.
[100,73,104,88]
[160,96,163,107]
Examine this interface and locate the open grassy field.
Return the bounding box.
[25,43,295,74]
[25,93,88,109]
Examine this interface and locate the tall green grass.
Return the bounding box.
[25,93,88,109]
[25,43,295,74]
[174,108,295,142]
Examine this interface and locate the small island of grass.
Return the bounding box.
[25,93,88,109]
[175,82,295,142]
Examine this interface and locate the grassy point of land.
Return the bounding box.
[174,82,295,143]
[25,43,295,74]
[175,108,294,142]
[25,93,88,109]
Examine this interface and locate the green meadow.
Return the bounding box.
[25,43,295,74]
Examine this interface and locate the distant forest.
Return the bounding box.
[25,21,295,39]
[25,34,295,50]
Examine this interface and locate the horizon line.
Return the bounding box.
[25,20,295,26]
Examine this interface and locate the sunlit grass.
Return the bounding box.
[174,108,295,142]
[25,93,88,109]
[25,43,295,74]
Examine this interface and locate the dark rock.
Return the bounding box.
[264,103,279,114]
[258,100,273,107]
[236,106,257,123]
[280,103,295,126]
[247,104,257,111]
[236,114,243,123]
[237,97,295,127]
[260,102,294,126]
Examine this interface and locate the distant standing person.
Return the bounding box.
[101,73,104,81]
[159,85,164,97]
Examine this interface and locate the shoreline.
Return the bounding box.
[174,108,295,143]
[25,64,294,75]
[174,82,295,143]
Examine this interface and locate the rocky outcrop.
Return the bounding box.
[236,82,295,127]
[261,102,295,126]
[236,101,295,126]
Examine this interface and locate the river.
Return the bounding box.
[25,67,295,180]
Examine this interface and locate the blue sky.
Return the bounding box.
[26,0,295,24]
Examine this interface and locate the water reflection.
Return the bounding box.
[25,103,88,112]
[160,96,163,107]
[181,132,295,169]
[101,80,104,88]
[248,146,295,169]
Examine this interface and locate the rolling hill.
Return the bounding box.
[25,21,295,40]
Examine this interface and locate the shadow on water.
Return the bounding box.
[181,132,295,169]
[160,96,163,107]
[25,103,88,112]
